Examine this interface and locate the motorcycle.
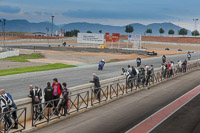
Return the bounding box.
[187,54,191,60]
[98,62,104,70]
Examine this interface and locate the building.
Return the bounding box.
[32,32,47,36]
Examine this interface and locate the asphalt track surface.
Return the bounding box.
[32,69,200,133]
[152,93,200,133]
[1,50,200,100]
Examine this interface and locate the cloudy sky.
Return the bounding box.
[0,0,199,30]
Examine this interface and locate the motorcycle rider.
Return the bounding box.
[187,51,191,60]
[98,59,105,70]
[162,55,166,63]
[136,56,141,67]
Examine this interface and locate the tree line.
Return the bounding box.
[64,25,199,37]
[125,25,200,36]
[64,29,102,37]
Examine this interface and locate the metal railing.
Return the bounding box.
[91,86,109,105]
[30,60,200,127]
[0,107,26,133]
[68,91,89,114]
[32,90,89,127]
[124,61,200,90]
[110,81,125,99]
[32,98,64,127]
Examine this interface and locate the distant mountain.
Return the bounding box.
[4,19,59,33]
[62,22,189,36]
[1,19,190,36]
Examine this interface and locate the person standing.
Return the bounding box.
[27,85,33,97]
[167,62,171,77]
[161,63,165,78]
[44,82,54,114]
[145,66,151,86]
[170,61,174,76]
[177,60,182,72]
[185,59,188,72]
[52,78,63,108]
[29,86,43,120]
[0,90,13,129]
[128,65,132,74]
[2,89,18,129]
[90,73,101,102]
[182,59,187,72]
[61,82,69,116]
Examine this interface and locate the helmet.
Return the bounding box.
[102,59,105,62]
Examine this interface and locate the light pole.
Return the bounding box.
[193,18,198,36]
[0,19,6,47]
[46,27,49,45]
[51,16,54,37]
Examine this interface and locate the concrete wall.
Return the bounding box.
[0,50,19,59]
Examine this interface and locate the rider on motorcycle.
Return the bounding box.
[162,55,166,63]
[187,51,191,60]
[136,56,141,67]
[98,59,105,70]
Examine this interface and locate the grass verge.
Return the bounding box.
[0,63,76,76]
[0,53,44,62]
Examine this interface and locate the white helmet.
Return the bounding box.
[102,59,105,62]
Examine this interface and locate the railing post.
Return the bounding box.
[126,79,128,93]
[110,85,112,99]
[24,108,27,130]
[77,94,80,111]
[117,83,119,97]
[32,105,34,126]
[47,102,50,123]
[87,91,89,108]
[91,87,93,106]
[99,88,101,102]
[107,86,109,100]
[4,113,7,133]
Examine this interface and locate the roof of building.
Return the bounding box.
[32,32,46,34]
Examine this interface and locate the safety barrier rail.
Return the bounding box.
[110,81,125,99]
[32,90,89,127]
[0,107,26,133]
[68,91,89,114]
[91,86,109,105]
[125,61,200,91]
[1,60,197,132]
[32,98,64,127]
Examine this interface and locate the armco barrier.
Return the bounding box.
[0,59,200,132]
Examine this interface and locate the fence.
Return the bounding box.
[32,90,89,127]
[91,86,109,105]
[1,60,200,132]
[0,107,26,133]
[68,91,89,114]
[30,60,200,127]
